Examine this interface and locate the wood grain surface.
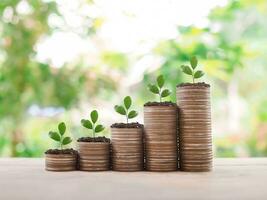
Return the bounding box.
[1,158,267,200]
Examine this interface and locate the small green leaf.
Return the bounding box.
[62,137,72,145]
[128,110,138,119]
[95,124,105,133]
[181,65,193,75]
[148,84,160,94]
[190,56,198,69]
[161,89,171,97]
[49,131,61,142]
[124,96,132,109]
[81,119,93,129]
[194,70,204,78]
[114,105,126,115]
[157,75,164,88]
[58,122,66,136]
[90,110,98,123]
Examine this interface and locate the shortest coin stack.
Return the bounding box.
[78,142,110,171]
[45,153,77,171]
[177,83,213,172]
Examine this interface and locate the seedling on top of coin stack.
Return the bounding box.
[144,74,178,171]
[180,56,204,83]
[114,96,138,123]
[49,122,72,149]
[148,75,171,102]
[78,110,110,171]
[111,95,144,171]
[45,122,77,171]
[177,56,212,171]
[81,110,105,138]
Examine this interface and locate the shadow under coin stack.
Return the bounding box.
[176,83,212,172]
[144,103,178,171]
[111,125,144,171]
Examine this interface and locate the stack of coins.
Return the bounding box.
[45,154,77,171]
[177,108,180,169]
[78,142,110,171]
[176,83,213,172]
[111,127,143,171]
[144,104,178,171]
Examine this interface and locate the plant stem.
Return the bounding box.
[126,108,129,124]
[92,124,95,138]
[60,140,62,150]
[159,88,162,102]
[192,70,195,83]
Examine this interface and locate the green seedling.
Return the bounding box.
[114,96,138,123]
[148,75,171,102]
[180,56,204,83]
[49,122,72,150]
[81,110,105,138]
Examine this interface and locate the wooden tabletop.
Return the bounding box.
[0,158,266,200]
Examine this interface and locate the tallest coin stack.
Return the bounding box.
[176,83,212,172]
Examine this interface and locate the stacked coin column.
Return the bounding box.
[45,154,77,171]
[111,127,144,171]
[176,84,212,171]
[144,104,178,171]
[78,142,110,171]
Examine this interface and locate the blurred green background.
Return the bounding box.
[0,0,266,157]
